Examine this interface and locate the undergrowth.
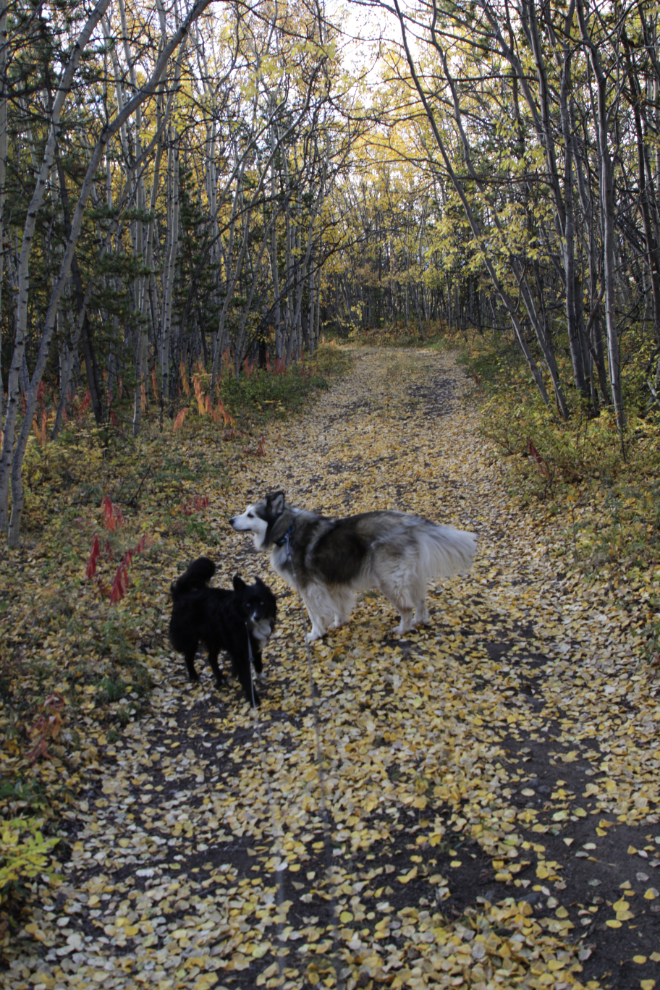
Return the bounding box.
[0,344,351,929]
[433,329,660,583]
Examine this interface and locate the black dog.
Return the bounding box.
[169,557,276,706]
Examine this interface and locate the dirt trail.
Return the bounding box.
[5,349,660,990]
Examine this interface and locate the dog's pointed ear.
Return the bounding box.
[267,490,285,515]
[233,574,247,592]
[255,576,266,588]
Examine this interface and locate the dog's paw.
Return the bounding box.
[305,629,325,644]
[391,624,412,637]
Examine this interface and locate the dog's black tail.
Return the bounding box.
[171,557,216,599]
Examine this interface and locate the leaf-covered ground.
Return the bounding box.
[2,348,660,990]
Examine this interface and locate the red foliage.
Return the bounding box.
[173,408,188,432]
[134,534,149,555]
[32,408,49,444]
[27,694,64,764]
[180,496,210,516]
[108,535,150,604]
[110,562,129,604]
[179,361,190,396]
[76,391,91,423]
[528,438,550,478]
[86,535,100,579]
[101,495,125,531]
[211,397,235,427]
[244,434,267,457]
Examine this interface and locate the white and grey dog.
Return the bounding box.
[230,490,476,642]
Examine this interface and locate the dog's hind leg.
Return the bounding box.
[412,581,430,627]
[183,647,200,683]
[414,600,430,626]
[207,649,226,689]
[329,588,355,629]
[377,578,416,636]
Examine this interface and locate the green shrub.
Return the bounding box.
[445,329,660,575]
[0,818,59,909]
[311,343,353,377]
[220,361,329,422]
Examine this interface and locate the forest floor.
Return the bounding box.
[2,348,660,990]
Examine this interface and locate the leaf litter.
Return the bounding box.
[2,348,660,989]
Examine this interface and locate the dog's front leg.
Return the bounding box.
[305,626,326,644]
[298,586,329,643]
[392,608,415,636]
[252,651,265,683]
[237,660,260,707]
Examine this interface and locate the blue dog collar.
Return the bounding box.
[275,521,294,550]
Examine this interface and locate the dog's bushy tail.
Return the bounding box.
[417,523,476,580]
[171,557,216,599]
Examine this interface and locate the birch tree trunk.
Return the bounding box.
[576,0,625,432]
[0,2,7,427]
[0,0,113,533]
[5,0,216,544]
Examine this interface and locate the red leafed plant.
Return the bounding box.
[244,435,266,457]
[85,505,150,603]
[101,495,125,532]
[192,373,206,415]
[528,438,550,478]
[109,536,150,604]
[76,390,91,424]
[31,381,52,444]
[86,535,100,579]
[110,560,129,604]
[180,495,210,516]
[179,361,191,396]
[173,407,188,432]
[27,694,64,764]
[211,397,235,427]
[32,408,49,444]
